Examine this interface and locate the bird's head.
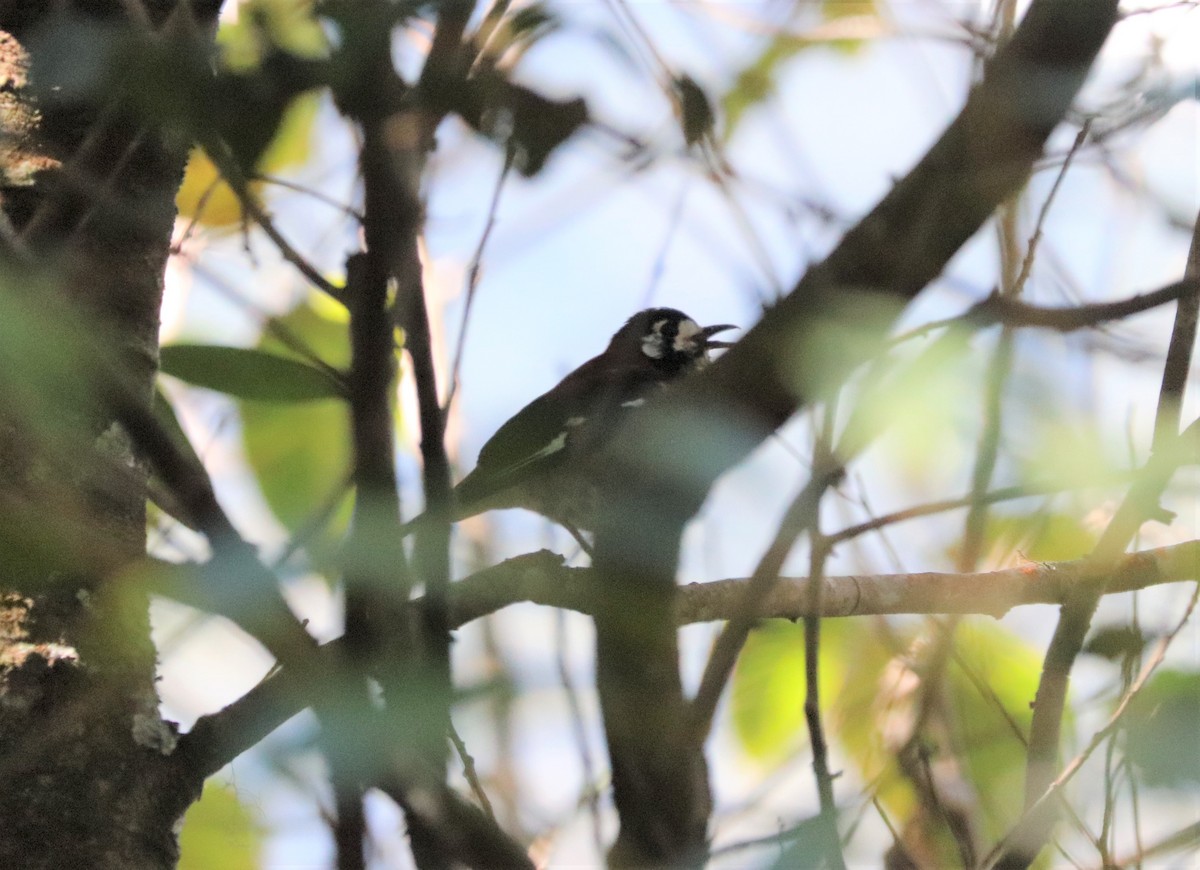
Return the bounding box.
[611,307,737,376]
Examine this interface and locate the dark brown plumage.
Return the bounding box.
[411,308,735,533]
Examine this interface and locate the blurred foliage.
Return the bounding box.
[178,781,263,870]
[732,616,1043,840]
[1124,669,1200,789]
[1016,419,1117,493]
[947,622,1040,835]
[218,0,327,71]
[0,267,107,436]
[722,0,878,140]
[674,75,716,147]
[1082,623,1151,661]
[844,326,976,486]
[731,618,822,761]
[947,510,1097,568]
[176,93,319,229]
[161,344,345,402]
[175,0,326,227]
[239,297,357,567]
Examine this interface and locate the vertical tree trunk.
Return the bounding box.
[0,5,216,866]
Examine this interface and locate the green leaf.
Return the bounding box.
[843,325,976,488]
[1125,669,1200,788]
[161,344,344,402]
[823,620,1042,864]
[732,620,809,760]
[730,619,869,763]
[179,782,263,870]
[239,298,357,564]
[950,510,1096,567]
[949,622,1043,836]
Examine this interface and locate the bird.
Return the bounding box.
[407,307,736,537]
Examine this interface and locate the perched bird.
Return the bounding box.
[410,308,736,535]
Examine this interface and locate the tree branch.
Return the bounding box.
[588,2,1120,861]
[985,580,1200,870]
[1152,216,1200,450]
[1001,419,1200,869]
[968,277,1197,332]
[174,539,1199,783]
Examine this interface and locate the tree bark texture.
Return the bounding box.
[0,5,215,867]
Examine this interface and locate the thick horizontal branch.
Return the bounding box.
[177,541,1195,779]
[444,541,1199,627]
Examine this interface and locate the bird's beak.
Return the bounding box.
[701,323,737,349]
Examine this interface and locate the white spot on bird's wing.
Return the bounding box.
[565,416,587,427]
[620,398,645,408]
[536,431,568,457]
[504,430,569,475]
[673,318,701,351]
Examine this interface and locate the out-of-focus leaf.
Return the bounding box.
[176,91,319,227]
[721,0,878,140]
[675,74,715,146]
[508,5,558,39]
[463,73,588,176]
[824,619,911,812]
[161,344,344,402]
[948,622,1042,837]
[240,299,353,551]
[843,325,975,489]
[950,510,1096,568]
[800,618,1042,842]
[178,782,263,870]
[732,619,808,760]
[731,619,873,762]
[1017,419,1117,493]
[1125,669,1200,788]
[218,0,327,71]
[475,4,560,72]
[723,36,809,141]
[1083,624,1151,661]
[821,0,877,21]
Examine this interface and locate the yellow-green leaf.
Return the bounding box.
[176,93,319,228]
[178,782,263,870]
[239,299,354,554]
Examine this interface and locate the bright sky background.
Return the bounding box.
[157,1,1199,866]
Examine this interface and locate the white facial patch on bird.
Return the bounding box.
[641,319,669,359]
[673,318,701,352]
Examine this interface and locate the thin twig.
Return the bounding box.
[799,407,846,869]
[253,172,364,221]
[443,150,512,414]
[686,459,840,744]
[449,721,497,823]
[983,581,1200,870]
[1002,419,1199,868]
[827,471,1137,546]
